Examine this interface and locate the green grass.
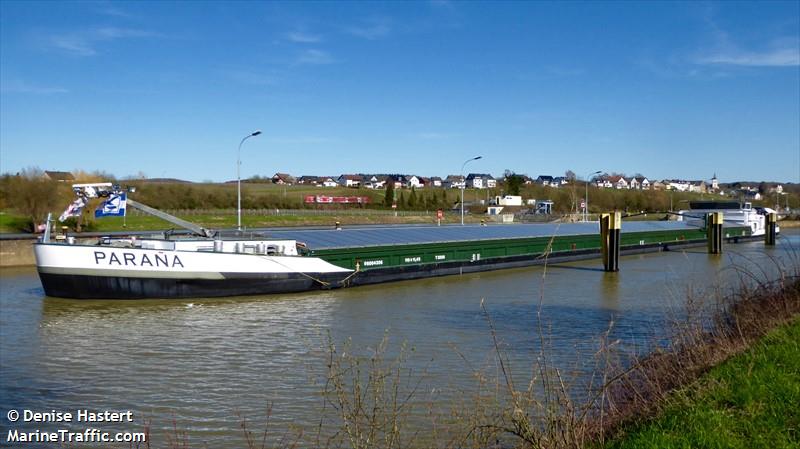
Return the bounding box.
[0,210,476,233]
[89,212,464,231]
[0,211,29,233]
[605,318,800,449]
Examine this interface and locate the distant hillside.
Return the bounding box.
[141,178,193,184]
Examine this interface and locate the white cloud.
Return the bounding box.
[693,14,799,68]
[345,18,391,40]
[285,31,322,43]
[695,46,799,67]
[296,49,335,65]
[96,5,136,19]
[50,34,97,56]
[1,80,69,94]
[46,27,162,56]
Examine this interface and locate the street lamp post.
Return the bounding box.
[461,156,482,225]
[237,130,262,231]
[584,170,602,222]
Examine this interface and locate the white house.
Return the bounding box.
[628,177,640,190]
[666,180,691,192]
[444,175,465,189]
[608,175,629,189]
[688,181,707,193]
[493,195,523,206]
[430,177,443,187]
[595,178,613,188]
[465,173,486,189]
[466,173,496,188]
[321,177,338,187]
[337,174,362,187]
[363,175,387,189]
[406,175,424,189]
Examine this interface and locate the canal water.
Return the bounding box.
[1,231,798,447]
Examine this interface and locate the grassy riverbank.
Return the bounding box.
[0,210,480,233]
[604,318,800,449]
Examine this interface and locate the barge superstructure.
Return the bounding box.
[677,200,779,236]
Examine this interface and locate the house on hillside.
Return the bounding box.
[665,180,690,192]
[384,175,403,189]
[44,171,75,182]
[363,175,388,189]
[608,175,629,189]
[337,174,362,187]
[272,173,295,185]
[321,177,338,187]
[536,175,554,186]
[444,175,464,189]
[595,177,613,188]
[406,175,424,189]
[429,176,443,187]
[465,173,496,189]
[689,181,707,193]
[634,176,650,190]
[297,175,320,185]
[628,177,640,190]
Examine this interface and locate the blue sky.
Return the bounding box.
[1,1,798,183]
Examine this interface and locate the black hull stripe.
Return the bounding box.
[38,272,346,299]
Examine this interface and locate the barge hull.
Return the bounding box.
[38,271,347,299]
[39,237,730,299]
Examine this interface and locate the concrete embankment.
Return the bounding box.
[0,238,36,267]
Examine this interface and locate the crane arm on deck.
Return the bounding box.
[126,198,215,238]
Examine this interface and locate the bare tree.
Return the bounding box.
[1,167,62,232]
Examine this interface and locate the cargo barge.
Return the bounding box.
[35,218,753,299]
[34,182,757,299]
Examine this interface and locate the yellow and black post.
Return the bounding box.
[706,212,724,254]
[765,212,777,246]
[600,212,621,272]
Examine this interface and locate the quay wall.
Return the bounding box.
[0,239,35,267]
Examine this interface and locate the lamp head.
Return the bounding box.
[474,156,483,160]
[251,130,262,136]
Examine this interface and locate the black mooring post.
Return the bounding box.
[601,212,621,272]
[765,212,777,246]
[707,212,723,254]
